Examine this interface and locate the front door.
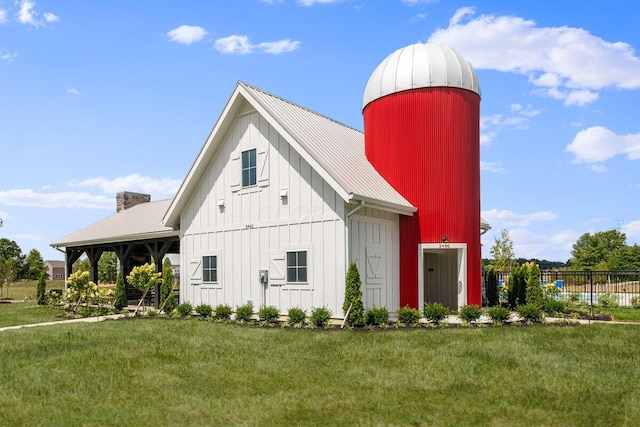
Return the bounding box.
[423,250,458,309]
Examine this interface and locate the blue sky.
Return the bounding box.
[1,0,639,263]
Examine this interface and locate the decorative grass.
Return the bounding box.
[0,320,639,426]
[0,302,65,328]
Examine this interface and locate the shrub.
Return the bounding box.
[423,302,449,324]
[343,262,364,326]
[541,297,566,315]
[567,291,581,305]
[458,305,482,324]
[365,306,389,326]
[36,272,46,305]
[397,306,421,325]
[487,306,511,325]
[214,304,233,320]
[485,269,499,307]
[310,306,332,327]
[508,265,526,307]
[597,292,619,308]
[113,272,127,311]
[258,305,280,322]
[631,296,640,310]
[235,303,254,322]
[517,303,543,323]
[287,307,306,325]
[195,304,213,317]
[161,259,177,314]
[523,261,543,306]
[176,302,193,318]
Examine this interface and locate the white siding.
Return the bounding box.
[349,207,400,314]
[180,109,346,316]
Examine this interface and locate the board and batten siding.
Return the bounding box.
[179,105,347,316]
[348,206,400,314]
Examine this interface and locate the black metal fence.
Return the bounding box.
[483,270,640,306]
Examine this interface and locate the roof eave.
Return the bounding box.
[349,194,416,216]
[51,229,180,249]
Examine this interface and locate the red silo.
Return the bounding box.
[362,43,482,310]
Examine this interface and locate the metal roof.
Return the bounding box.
[363,43,481,109]
[164,82,416,227]
[51,199,178,248]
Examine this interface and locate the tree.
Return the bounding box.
[98,252,118,284]
[73,258,90,273]
[36,271,47,305]
[489,229,515,271]
[570,230,626,270]
[24,249,47,280]
[343,262,364,326]
[522,261,543,306]
[160,257,177,314]
[507,265,526,307]
[0,258,18,299]
[0,238,26,279]
[113,272,127,311]
[485,269,499,307]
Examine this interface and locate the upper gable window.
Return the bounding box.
[241,149,257,187]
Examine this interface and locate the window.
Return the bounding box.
[241,149,256,187]
[203,255,217,283]
[286,251,307,283]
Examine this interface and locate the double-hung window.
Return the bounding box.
[203,255,218,283]
[286,251,307,283]
[241,149,257,187]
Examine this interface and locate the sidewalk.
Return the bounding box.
[0,313,126,333]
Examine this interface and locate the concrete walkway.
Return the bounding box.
[0,314,126,332]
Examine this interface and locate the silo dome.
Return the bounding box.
[362,43,481,110]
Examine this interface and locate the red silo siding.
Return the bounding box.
[363,87,481,308]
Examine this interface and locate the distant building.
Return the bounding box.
[44,260,65,280]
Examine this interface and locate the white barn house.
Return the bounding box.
[162,82,416,316]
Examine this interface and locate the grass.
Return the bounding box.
[0,302,66,328]
[1,320,639,426]
[0,279,65,301]
[596,306,640,322]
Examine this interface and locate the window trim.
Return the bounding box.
[285,249,308,285]
[200,251,222,289]
[241,148,257,188]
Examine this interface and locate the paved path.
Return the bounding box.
[0,314,126,332]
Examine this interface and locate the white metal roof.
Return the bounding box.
[362,43,481,109]
[51,199,178,248]
[164,82,416,228]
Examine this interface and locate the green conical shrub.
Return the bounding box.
[343,262,364,326]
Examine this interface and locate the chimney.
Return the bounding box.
[117,191,151,213]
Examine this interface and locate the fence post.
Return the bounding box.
[589,269,593,323]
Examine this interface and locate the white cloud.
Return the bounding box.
[566,126,640,163]
[409,13,427,23]
[166,25,207,45]
[590,164,607,173]
[480,103,540,145]
[1,48,17,61]
[480,161,506,173]
[429,8,640,107]
[0,210,9,220]
[214,35,300,55]
[402,0,438,5]
[0,9,7,23]
[624,220,640,240]
[297,0,342,5]
[17,0,40,26]
[13,233,41,242]
[15,0,57,27]
[482,208,557,228]
[43,12,58,23]
[67,173,181,198]
[0,189,112,209]
[67,88,79,95]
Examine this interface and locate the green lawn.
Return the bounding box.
[1,320,639,426]
[0,279,65,301]
[596,306,640,322]
[0,302,66,328]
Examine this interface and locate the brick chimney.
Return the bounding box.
[116,191,151,213]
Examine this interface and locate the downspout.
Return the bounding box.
[345,200,365,270]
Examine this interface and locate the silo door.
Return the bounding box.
[423,250,458,310]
